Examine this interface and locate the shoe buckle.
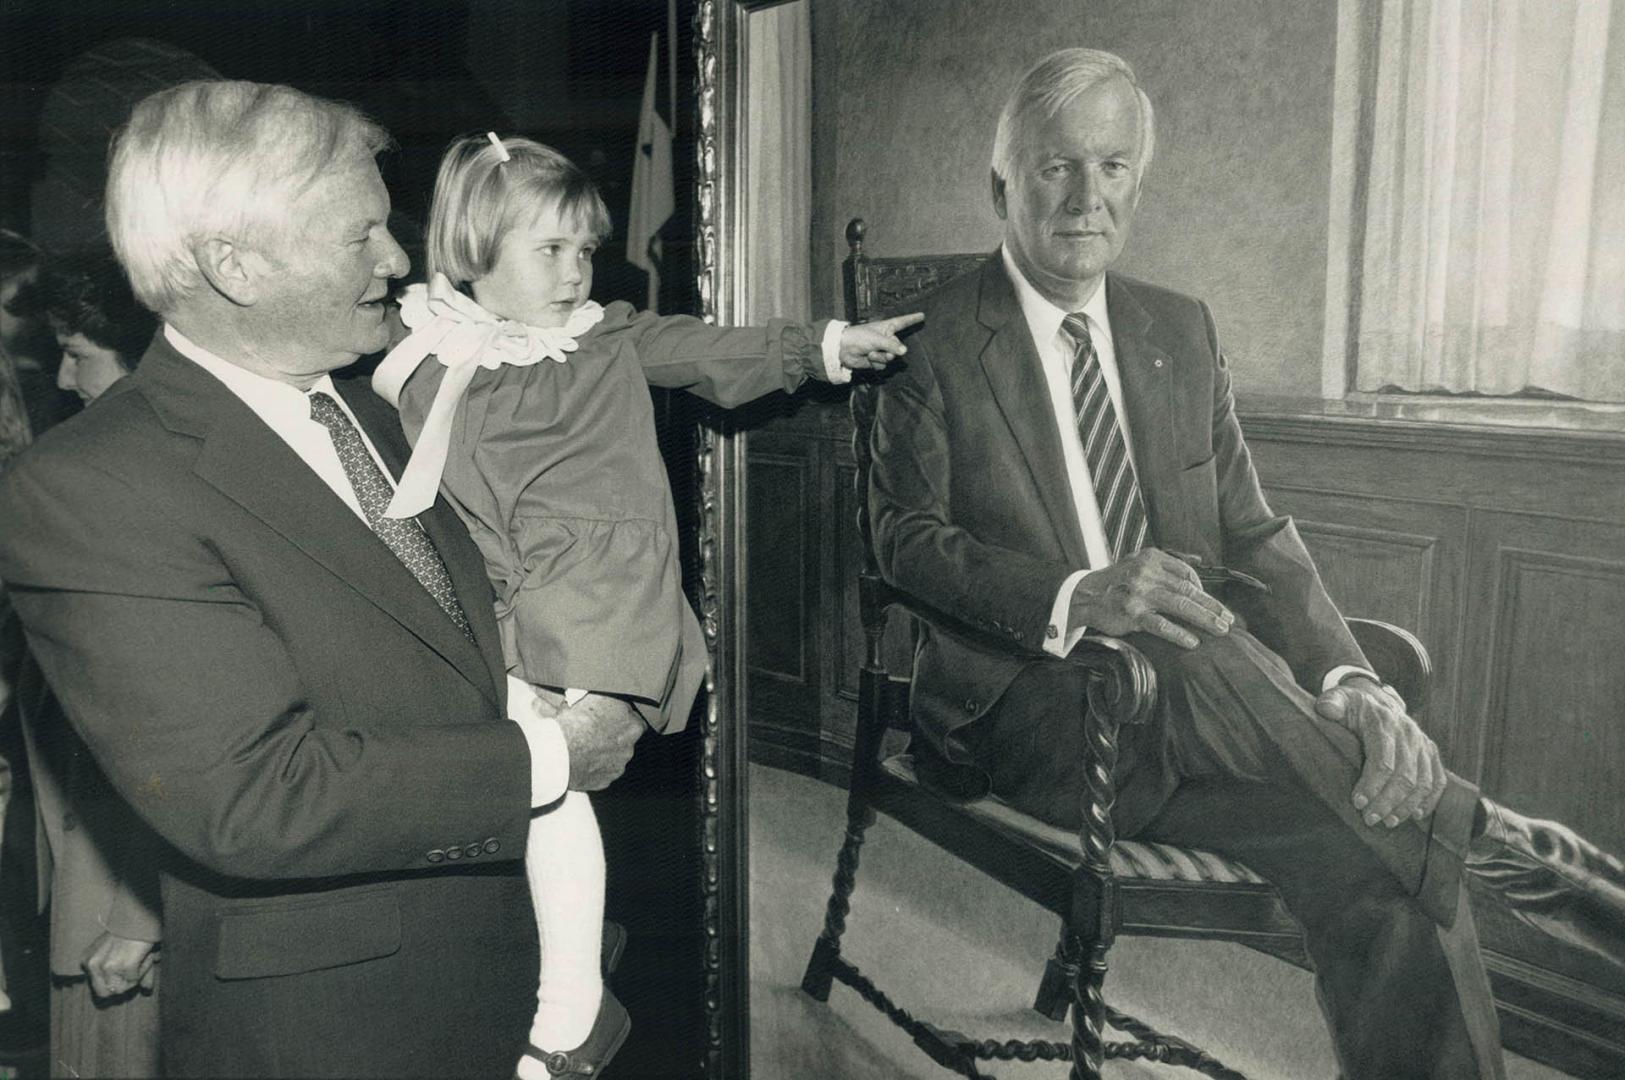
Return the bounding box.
[544,1051,573,1076]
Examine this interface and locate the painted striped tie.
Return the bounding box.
[309,392,475,642]
[1062,313,1147,562]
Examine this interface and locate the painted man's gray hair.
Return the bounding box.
[990,48,1156,187]
[105,80,391,313]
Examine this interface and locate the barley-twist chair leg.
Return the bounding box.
[802,796,879,1000]
[1069,680,1123,1080]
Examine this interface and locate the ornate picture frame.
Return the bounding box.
[691,4,1625,1079]
[693,2,770,1076]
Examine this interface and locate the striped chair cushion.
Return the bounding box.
[879,754,1268,886]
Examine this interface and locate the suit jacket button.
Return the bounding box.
[464,843,483,859]
[483,838,501,855]
[1046,624,1059,639]
[426,849,445,863]
[1014,630,1024,641]
[963,699,977,713]
[445,845,463,861]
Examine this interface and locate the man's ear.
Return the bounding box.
[193,236,262,307]
[990,170,1008,220]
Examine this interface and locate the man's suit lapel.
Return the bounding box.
[136,338,500,708]
[1106,276,1181,548]
[974,259,1090,567]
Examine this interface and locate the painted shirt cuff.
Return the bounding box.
[821,320,851,384]
[1322,664,1400,707]
[1043,568,1095,658]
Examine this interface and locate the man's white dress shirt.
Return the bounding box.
[165,324,570,806]
[998,256,1376,697]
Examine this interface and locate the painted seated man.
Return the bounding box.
[867,47,1625,1080]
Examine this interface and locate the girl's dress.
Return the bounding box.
[374,274,835,729]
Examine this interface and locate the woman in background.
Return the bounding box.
[5,246,163,1079]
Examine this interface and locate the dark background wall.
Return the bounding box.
[810,0,1338,399]
[0,0,697,313]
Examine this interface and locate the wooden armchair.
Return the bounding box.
[798,219,1433,1079]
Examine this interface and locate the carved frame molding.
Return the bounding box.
[694,1,760,1076]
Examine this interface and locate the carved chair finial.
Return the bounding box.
[847,217,867,255]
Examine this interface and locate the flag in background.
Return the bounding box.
[628,29,674,313]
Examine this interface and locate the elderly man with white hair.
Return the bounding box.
[867,47,1625,1080]
[0,80,643,1078]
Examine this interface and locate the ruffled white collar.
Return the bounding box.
[371,272,608,519]
[395,271,606,366]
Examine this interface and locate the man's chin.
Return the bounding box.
[1025,260,1108,305]
[353,318,392,353]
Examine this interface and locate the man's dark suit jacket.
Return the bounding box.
[0,334,539,1078]
[868,256,1368,756]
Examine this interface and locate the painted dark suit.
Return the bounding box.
[0,335,539,1078]
[867,256,1501,1079]
[870,260,1366,760]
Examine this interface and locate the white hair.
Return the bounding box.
[990,48,1156,188]
[105,80,391,313]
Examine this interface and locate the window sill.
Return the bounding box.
[1236,393,1625,466]
[1244,392,1625,435]
[1341,393,1625,434]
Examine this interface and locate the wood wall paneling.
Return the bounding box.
[745,450,811,683]
[1461,512,1625,854]
[745,443,821,768]
[1262,487,1469,768]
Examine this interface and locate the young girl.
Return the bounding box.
[373,133,919,1079]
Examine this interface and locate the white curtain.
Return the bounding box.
[1354,0,1625,400]
[742,0,812,323]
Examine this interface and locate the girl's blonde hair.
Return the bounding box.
[426,134,613,288]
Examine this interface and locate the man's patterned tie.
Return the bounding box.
[308,392,474,642]
[1062,313,1148,562]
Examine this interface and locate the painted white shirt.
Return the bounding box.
[999,247,1134,658]
[997,263,1379,698]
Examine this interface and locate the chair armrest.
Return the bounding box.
[1057,635,1156,905]
[1069,635,1158,728]
[1345,617,1432,716]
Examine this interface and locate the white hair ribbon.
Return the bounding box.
[485,131,511,162]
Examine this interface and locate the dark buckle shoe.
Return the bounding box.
[1468,800,1625,969]
[601,920,626,977]
[520,990,631,1079]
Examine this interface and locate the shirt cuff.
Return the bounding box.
[1043,569,1094,658]
[507,676,571,806]
[1322,664,1403,709]
[820,320,851,385]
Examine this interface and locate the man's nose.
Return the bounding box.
[1065,170,1102,214]
[376,233,410,279]
[56,357,75,391]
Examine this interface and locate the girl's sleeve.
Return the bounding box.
[601,302,835,408]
